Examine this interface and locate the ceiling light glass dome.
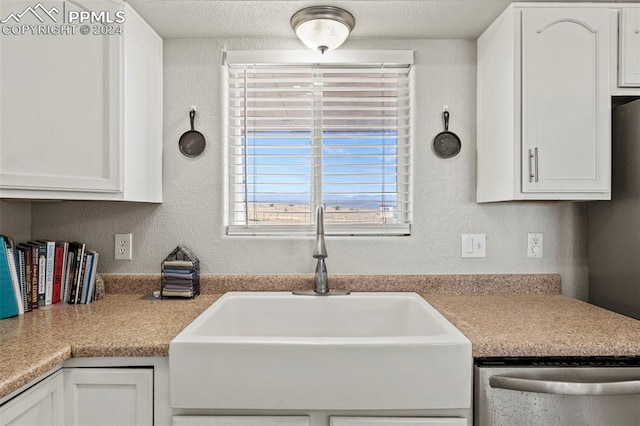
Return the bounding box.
[290,6,356,54]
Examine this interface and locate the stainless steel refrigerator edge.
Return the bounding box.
[588,98,640,320]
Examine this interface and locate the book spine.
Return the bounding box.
[30,245,38,310]
[75,252,87,304]
[68,256,77,304]
[44,241,54,305]
[37,243,46,307]
[87,252,99,303]
[80,253,93,304]
[64,250,75,304]
[38,256,46,306]
[17,250,27,312]
[70,245,85,305]
[18,246,32,313]
[0,236,19,319]
[6,245,24,315]
[52,246,64,304]
[58,242,68,303]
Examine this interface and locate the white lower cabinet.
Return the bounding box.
[63,368,153,426]
[330,418,467,426]
[0,360,469,426]
[0,371,63,426]
[172,416,310,426]
[171,417,466,426]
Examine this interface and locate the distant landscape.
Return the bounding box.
[236,131,401,225]
[243,203,397,224]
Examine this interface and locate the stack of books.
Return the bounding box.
[161,246,199,298]
[0,235,100,319]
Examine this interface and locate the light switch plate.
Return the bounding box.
[461,234,486,258]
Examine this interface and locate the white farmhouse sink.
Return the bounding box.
[169,292,472,410]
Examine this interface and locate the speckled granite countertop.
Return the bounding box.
[427,294,640,358]
[0,294,220,399]
[1,273,640,400]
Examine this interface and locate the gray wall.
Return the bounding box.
[0,200,31,242]
[29,38,589,299]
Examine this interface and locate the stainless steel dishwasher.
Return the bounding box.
[475,357,640,426]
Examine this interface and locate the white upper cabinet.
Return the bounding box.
[0,0,162,202]
[619,8,640,87]
[521,8,610,194]
[477,5,611,202]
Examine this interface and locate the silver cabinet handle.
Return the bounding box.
[528,147,539,183]
[490,374,640,396]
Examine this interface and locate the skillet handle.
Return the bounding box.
[443,110,450,131]
[190,109,196,131]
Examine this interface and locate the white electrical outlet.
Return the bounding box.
[115,233,133,260]
[527,232,543,258]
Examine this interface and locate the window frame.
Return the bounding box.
[224,50,414,237]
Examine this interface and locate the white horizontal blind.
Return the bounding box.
[227,61,411,236]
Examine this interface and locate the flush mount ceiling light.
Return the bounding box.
[290,6,356,54]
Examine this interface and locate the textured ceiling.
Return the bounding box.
[126,0,639,40]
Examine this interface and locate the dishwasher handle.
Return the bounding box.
[490,374,640,396]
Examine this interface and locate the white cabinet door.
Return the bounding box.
[619,8,640,87]
[172,416,310,426]
[476,6,611,202]
[0,370,63,426]
[0,0,162,202]
[521,8,610,194]
[330,418,466,426]
[0,0,121,193]
[64,368,153,426]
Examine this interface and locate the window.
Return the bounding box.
[226,51,412,236]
